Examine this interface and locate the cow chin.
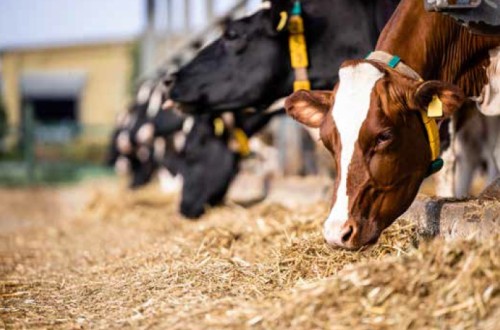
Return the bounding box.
[171,88,249,112]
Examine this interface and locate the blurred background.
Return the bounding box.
[0,0,261,185]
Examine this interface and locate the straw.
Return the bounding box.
[1,182,497,329]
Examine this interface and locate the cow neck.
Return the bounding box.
[366,51,443,177]
[375,0,499,97]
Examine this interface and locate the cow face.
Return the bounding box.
[177,115,239,218]
[169,0,401,111]
[170,2,292,110]
[175,110,281,219]
[108,122,158,190]
[129,150,158,189]
[286,60,464,249]
[127,108,186,189]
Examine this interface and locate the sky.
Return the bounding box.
[0,0,144,49]
[0,0,261,50]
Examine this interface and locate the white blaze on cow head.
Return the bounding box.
[325,63,384,247]
[286,59,465,249]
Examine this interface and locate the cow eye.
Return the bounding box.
[375,131,393,146]
[224,29,239,40]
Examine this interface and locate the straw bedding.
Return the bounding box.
[0,182,498,329]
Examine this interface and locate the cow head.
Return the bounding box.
[286,60,464,249]
[109,125,161,190]
[107,76,185,189]
[176,110,280,218]
[176,115,239,218]
[170,1,297,110]
[125,106,185,190]
[108,78,280,219]
[128,146,159,189]
[169,0,400,111]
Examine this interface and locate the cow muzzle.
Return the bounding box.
[323,218,378,250]
[324,218,357,250]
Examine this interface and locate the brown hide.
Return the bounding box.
[285,0,496,249]
[377,0,500,97]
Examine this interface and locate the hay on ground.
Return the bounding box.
[0,181,498,329]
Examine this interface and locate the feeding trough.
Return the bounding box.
[403,178,500,239]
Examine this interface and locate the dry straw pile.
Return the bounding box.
[1,183,498,329]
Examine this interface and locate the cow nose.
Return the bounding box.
[341,225,354,244]
[323,219,358,249]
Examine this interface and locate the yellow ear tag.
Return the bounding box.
[427,95,443,118]
[276,11,288,31]
[233,128,251,157]
[213,118,225,137]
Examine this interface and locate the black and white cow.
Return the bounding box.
[170,0,400,111]
[170,0,500,200]
[107,77,283,218]
[106,78,184,190]
[176,109,283,217]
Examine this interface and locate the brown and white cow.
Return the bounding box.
[285,0,500,249]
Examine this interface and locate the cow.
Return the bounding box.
[169,0,400,111]
[175,110,282,217]
[285,0,500,249]
[106,78,185,190]
[107,78,284,218]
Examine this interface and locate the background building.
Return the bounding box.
[0,0,259,183]
[2,42,134,141]
[0,0,259,142]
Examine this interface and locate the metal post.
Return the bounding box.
[277,117,303,176]
[184,0,190,32]
[207,0,214,23]
[166,0,173,33]
[23,102,35,183]
[140,0,156,77]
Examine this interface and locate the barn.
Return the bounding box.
[1,42,134,140]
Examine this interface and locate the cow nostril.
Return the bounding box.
[341,225,354,243]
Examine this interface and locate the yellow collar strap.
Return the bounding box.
[285,2,311,92]
[366,51,444,176]
[213,118,251,157]
[418,110,441,161]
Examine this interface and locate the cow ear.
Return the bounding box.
[267,0,290,34]
[285,90,333,128]
[413,81,465,118]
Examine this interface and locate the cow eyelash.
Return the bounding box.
[375,131,393,146]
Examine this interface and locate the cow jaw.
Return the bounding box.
[323,63,384,249]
